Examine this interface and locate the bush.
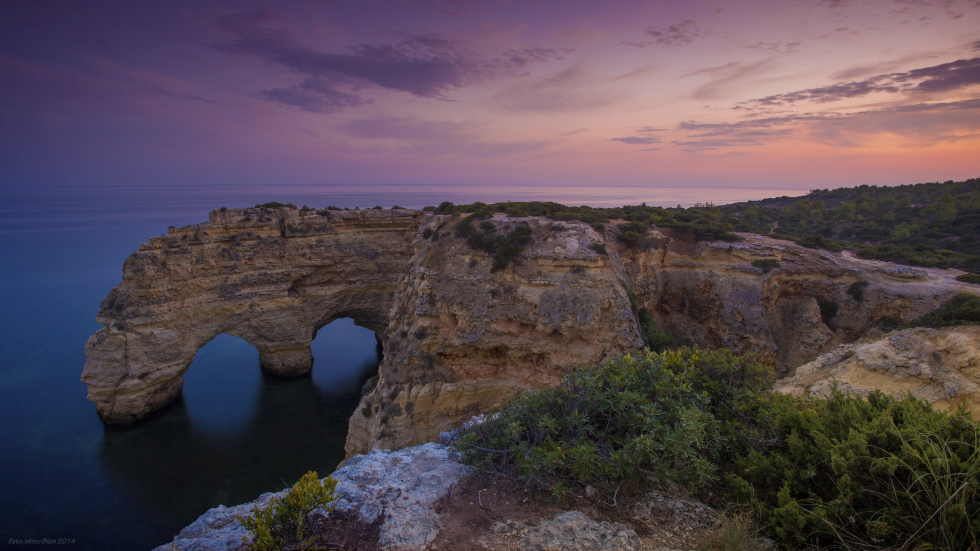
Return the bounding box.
[904,293,980,328]
[455,348,777,493]
[796,234,843,252]
[637,307,674,352]
[751,259,781,273]
[422,228,434,239]
[727,390,979,551]
[255,202,296,209]
[957,273,980,284]
[817,297,839,318]
[241,471,337,551]
[454,215,534,272]
[590,243,607,255]
[847,280,870,301]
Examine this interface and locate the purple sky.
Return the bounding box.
[2,0,979,201]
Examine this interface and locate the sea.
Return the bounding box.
[0,182,802,550]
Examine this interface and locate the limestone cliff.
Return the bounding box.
[82,207,423,424]
[345,217,643,456]
[775,326,980,417]
[83,208,973,455]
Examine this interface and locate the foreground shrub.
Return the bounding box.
[241,472,337,551]
[904,293,980,328]
[728,390,978,551]
[699,511,769,551]
[455,348,776,493]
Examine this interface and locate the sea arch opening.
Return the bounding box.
[181,333,262,437]
[309,317,382,397]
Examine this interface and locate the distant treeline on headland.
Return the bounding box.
[426,177,980,273]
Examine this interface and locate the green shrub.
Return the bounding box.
[455,347,776,493]
[727,390,979,551]
[847,280,870,301]
[957,273,980,284]
[590,243,607,255]
[637,307,675,352]
[591,222,606,233]
[241,471,337,551]
[255,202,296,209]
[422,228,434,239]
[454,215,534,272]
[751,259,781,273]
[796,234,843,252]
[817,297,839,318]
[904,293,980,328]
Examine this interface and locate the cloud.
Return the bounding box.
[643,20,705,47]
[424,0,486,17]
[972,39,980,51]
[215,9,494,111]
[648,20,703,46]
[491,66,628,113]
[257,77,369,113]
[610,136,660,144]
[747,42,801,54]
[744,57,980,106]
[339,116,554,157]
[676,98,980,150]
[215,9,568,113]
[686,59,777,101]
[500,47,570,67]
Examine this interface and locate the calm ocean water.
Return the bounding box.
[0,183,801,549]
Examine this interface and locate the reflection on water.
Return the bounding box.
[98,319,379,548]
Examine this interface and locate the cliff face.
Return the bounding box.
[345,217,643,456]
[81,207,423,424]
[344,219,963,456]
[83,208,970,454]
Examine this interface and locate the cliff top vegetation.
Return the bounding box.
[425,177,980,273]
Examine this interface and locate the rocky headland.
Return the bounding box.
[83,206,977,458]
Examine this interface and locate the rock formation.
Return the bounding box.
[153,443,471,551]
[82,207,423,424]
[83,206,974,454]
[775,326,980,417]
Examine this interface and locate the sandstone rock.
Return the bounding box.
[84,208,975,454]
[775,326,980,417]
[519,511,641,551]
[331,443,473,550]
[82,207,423,424]
[154,443,470,551]
[633,491,717,532]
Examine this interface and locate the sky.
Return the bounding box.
[2,0,979,200]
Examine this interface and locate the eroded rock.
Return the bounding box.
[153,443,471,551]
[775,325,980,417]
[519,511,641,551]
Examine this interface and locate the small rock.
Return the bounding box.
[520,511,641,551]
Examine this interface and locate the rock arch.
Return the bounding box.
[82,207,423,424]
